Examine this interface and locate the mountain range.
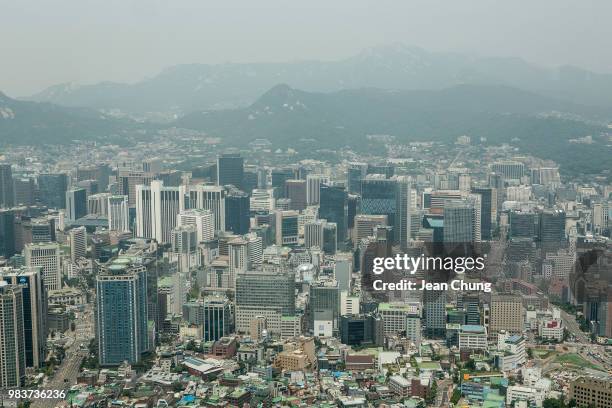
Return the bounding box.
[26,44,612,115]
[173,83,610,176]
[0,91,144,145]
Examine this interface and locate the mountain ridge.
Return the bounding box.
[25,45,612,114]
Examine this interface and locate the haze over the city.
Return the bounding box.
[2,0,612,96]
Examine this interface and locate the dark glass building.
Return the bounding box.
[225,188,250,235]
[0,163,14,208]
[319,184,348,244]
[340,314,384,346]
[217,153,244,190]
[37,173,68,209]
[0,209,16,258]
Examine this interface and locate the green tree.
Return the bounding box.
[451,388,461,405]
[425,381,438,405]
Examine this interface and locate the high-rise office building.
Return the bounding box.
[136,181,186,244]
[24,242,62,291]
[394,176,412,248]
[424,290,446,338]
[489,293,524,335]
[225,188,250,235]
[69,226,87,261]
[347,163,367,194]
[96,261,148,366]
[135,184,153,239]
[250,189,275,212]
[471,187,494,240]
[183,296,232,342]
[188,185,226,232]
[0,209,15,259]
[0,164,14,208]
[118,169,154,207]
[13,177,35,206]
[235,269,295,335]
[171,225,199,273]
[245,233,263,267]
[539,209,566,251]
[310,280,340,333]
[87,193,110,216]
[319,184,348,244]
[285,179,307,211]
[339,314,383,346]
[108,195,130,232]
[361,175,398,241]
[271,168,294,198]
[37,173,68,209]
[406,313,422,345]
[177,209,214,243]
[242,170,258,194]
[1,267,46,368]
[443,200,474,243]
[509,211,538,239]
[66,188,87,221]
[228,237,248,288]
[304,220,325,249]
[30,217,53,243]
[0,281,26,387]
[353,214,387,248]
[306,174,328,205]
[217,153,244,190]
[275,210,299,247]
[76,164,112,192]
[323,222,338,255]
[491,161,525,182]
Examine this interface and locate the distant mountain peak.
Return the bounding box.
[253,84,302,108]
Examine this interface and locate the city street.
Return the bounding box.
[31,305,94,408]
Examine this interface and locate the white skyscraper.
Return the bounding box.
[304,220,326,249]
[136,181,186,244]
[306,174,329,205]
[177,209,214,243]
[135,185,152,239]
[24,243,62,291]
[228,237,248,288]
[468,193,482,243]
[69,226,87,261]
[188,185,226,232]
[108,195,130,232]
[245,232,263,268]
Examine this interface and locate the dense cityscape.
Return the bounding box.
[0,127,610,408]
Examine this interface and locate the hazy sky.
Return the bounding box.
[1,0,611,96]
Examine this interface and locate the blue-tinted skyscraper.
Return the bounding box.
[96,260,149,366]
[1,267,46,368]
[360,175,397,240]
[319,184,348,244]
